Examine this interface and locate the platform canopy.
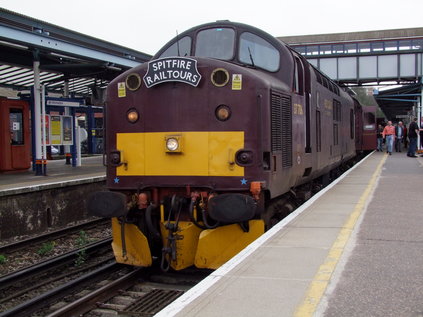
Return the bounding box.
[374,83,422,120]
[0,8,152,97]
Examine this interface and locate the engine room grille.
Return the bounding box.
[271,92,292,168]
[271,93,282,152]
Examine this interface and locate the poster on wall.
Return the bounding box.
[62,115,73,146]
[50,115,62,145]
[41,115,50,145]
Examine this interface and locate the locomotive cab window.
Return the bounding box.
[239,32,280,72]
[159,36,192,58]
[195,28,235,60]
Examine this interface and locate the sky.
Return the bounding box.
[0,0,422,56]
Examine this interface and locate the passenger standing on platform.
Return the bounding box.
[407,118,419,157]
[376,124,384,152]
[395,121,404,152]
[403,125,408,149]
[382,121,395,155]
[420,127,423,149]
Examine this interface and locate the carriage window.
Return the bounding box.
[10,108,24,145]
[239,32,280,72]
[316,110,321,152]
[195,28,235,60]
[333,100,341,146]
[159,36,192,58]
[363,112,376,130]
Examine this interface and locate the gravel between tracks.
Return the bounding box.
[0,220,112,276]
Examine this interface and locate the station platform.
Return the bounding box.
[156,152,423,317]
[0,155,105,196]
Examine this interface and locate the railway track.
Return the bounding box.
[46,268,210,317]
[1,261,209,317]
[0,238,114,315]
[0,218,109,253]
[0,218,111,276]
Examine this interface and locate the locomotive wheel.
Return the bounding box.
[262,197,295,229]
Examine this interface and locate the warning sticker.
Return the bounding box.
[232,74,242,90]
[118,82,126,98]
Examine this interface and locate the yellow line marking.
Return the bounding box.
[294,154,387,317]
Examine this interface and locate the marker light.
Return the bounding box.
[236,150,254,166]
[127,109,139,123]
[215,105,231,121]
[110,151,121,165]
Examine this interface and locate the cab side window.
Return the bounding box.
[293,57,304,95]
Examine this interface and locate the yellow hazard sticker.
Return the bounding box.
[118,82,126,97]
[232,74,242,90]
[293,103,304,115]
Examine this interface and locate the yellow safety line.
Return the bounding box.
[294,154,388,317]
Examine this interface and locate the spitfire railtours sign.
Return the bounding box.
[143,57,201,88]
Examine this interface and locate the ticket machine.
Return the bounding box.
[0,98,31,172]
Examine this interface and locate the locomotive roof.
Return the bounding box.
[153,20,288,60]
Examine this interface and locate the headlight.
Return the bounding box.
[211,68,229,87]
[166,138,179,152]
[126,73,142,91]
[127,109,139,123]
[215,105,231,121]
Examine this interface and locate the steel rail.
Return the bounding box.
[0,262,123,317]
[0,218,109,253]
[0,237,112,289]
[46,268,142,317]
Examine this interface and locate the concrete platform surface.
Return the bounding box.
[155,152,423,317]
[0,156,105,195]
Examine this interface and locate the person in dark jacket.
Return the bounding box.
[403,125,408,149]
[420,128,423,149]
[407,118,419,157]
[395,121,405,152]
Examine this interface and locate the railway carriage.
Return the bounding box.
[88,21,372,271]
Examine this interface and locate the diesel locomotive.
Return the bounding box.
[88,21,376,271]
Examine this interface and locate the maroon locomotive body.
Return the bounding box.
[89,21,373,271]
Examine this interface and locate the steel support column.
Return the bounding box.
[33,59,43,175]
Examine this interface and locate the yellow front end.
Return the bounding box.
[111,218,152,267]
[160,221,202,271]
[110,130,265,270]
[160,219,265,271]
[115,131,244,177]
[195,220,265,269]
